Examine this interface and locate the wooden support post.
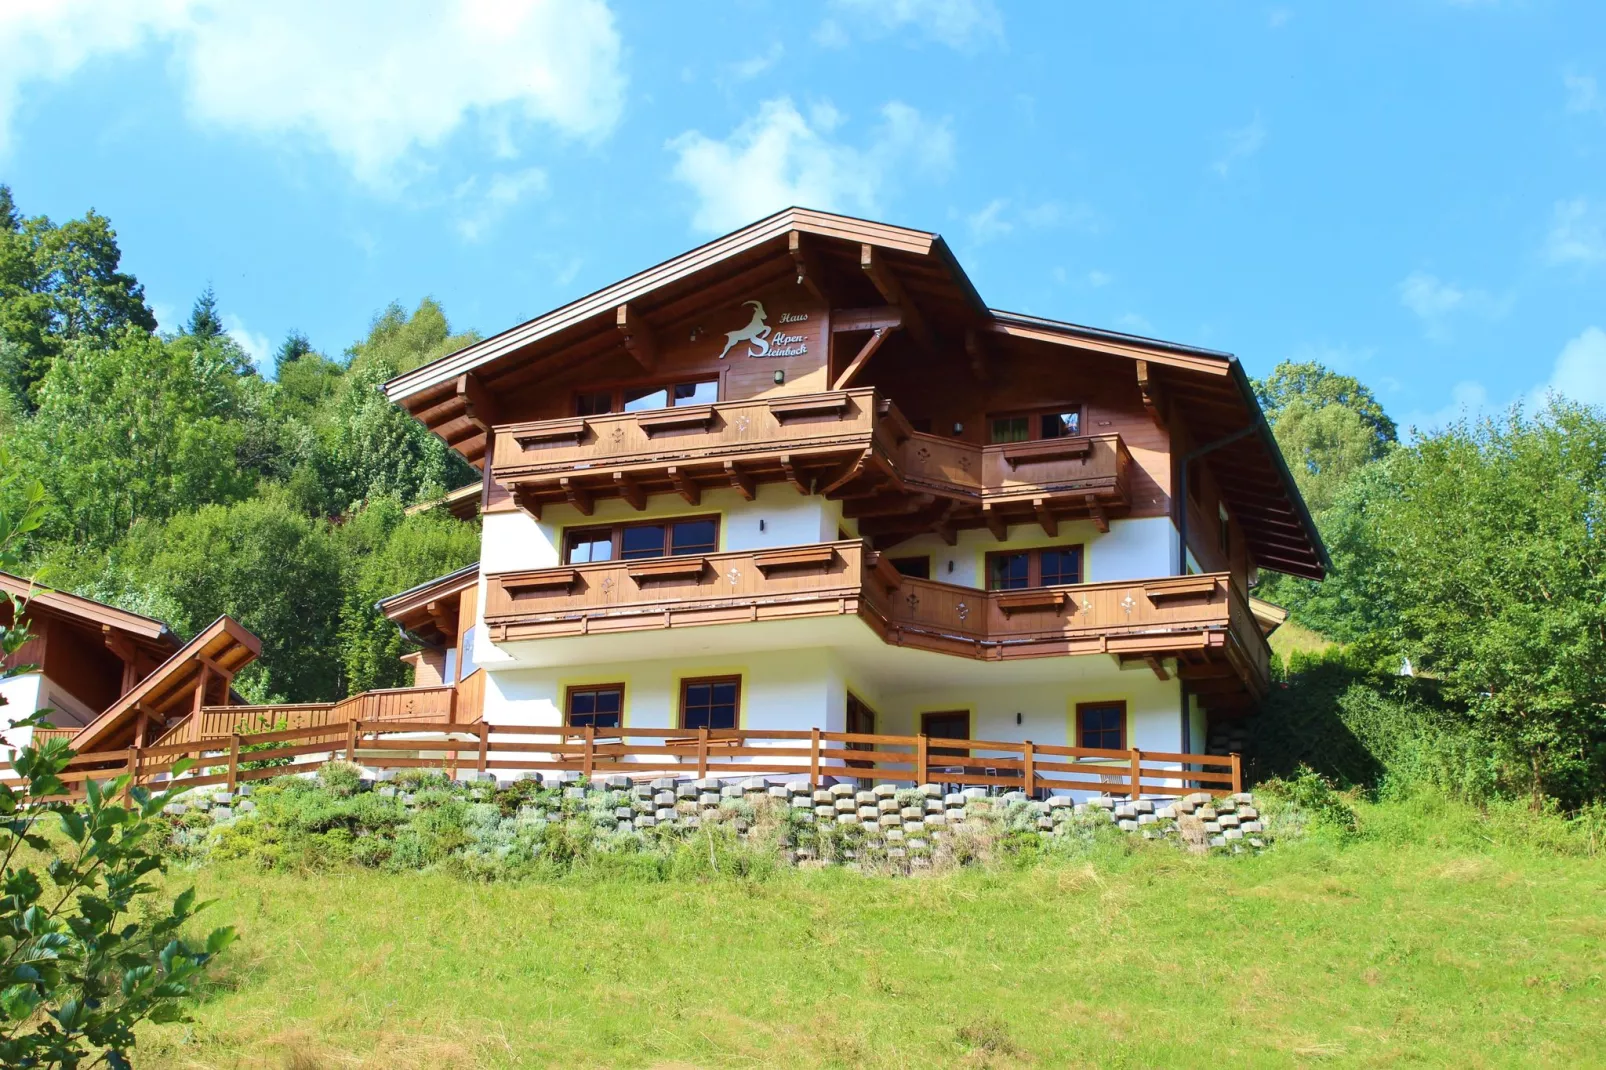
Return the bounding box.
[916,734,929,787]
[1023,741,1035,797]
[477,721,489,774]
[126,745,140,798]
[1129,747,1143,801]
[345,719,358,763]
[696,727,709,779]
[582,725,595,781]
[1230,752,1242,795]
[809,728,821,786]
[227,735,240,791]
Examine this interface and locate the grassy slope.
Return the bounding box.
[1268,619,1337,663]
[141,817,1605,1069]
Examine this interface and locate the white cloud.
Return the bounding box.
[727,43,784,82]
[1116,312,1155,335]
[1564,70,1603,114]
[1544,198,1606,267]
[1397,270,1508,342]
[1086,270,1111,287]
[668,97,953,234]
[223,314,272,371]
[1268,8,1293,27]
[1401,379,1493,437]
[453,167,549,241]
[0,0,625,188]
[967,198,1012,243]
[1212,114,1267,177]
[1532,325,1606,408]
[825,0,1003,49]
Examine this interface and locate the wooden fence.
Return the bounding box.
[4,719,1240,801]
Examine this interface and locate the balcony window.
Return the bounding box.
[567,685,623,730]
[681,675,740,731]
[577,378,717,415]
[1076,701,1126,751]
[986,544,1084,590]
[563,515,720,565]
[890,555,931,579]
[988,407,1082,444]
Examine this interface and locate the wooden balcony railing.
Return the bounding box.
[483,539,1270,693]
[488,389,1132,520]
[2,719,1241,801]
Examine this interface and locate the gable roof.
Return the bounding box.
[382,207,1328,579]
[0,571,178,650]
[70,615,260,752]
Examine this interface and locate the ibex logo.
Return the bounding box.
[717,300,771,359]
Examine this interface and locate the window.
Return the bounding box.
[921,709,970,758]
[985,545,1084,590]
[577,379,717,416]
[563,515,720,564]
[1077,701,1126,751]
[988,407,1082,444]
[890,555,931,579]
[681,676,740,731]
[845,693,876,767]
[566,684,623,730]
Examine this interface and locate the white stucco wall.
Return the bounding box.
[0,673,43,753]
[878,515,1179,588]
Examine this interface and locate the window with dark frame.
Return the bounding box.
[575,378,718,416]
[566,684,623,730]
[921,709,970,758]
[680,676,740,731]
[987,407,1082,444]
[890,555,931,580]
[1077,701,1126,751]
[985,544,1084,590]
[562,515,719,565]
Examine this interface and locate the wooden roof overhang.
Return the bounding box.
[377,563,479,647]
[70,616,260,752]
[0,570,180,662]
[382,208,989,468]
[385,207,1327,580]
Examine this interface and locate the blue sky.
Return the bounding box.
[2,0,1602,433]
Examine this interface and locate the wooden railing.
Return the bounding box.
[0,720,1240,801]
[488,388,1131,510]
[31,727,78,746]
[491,388,881,482]
[482,541,1263,686]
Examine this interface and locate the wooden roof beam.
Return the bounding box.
[1135,360,1167,431]
[778,454,809,495]
[832,325,897,390]
[511,486,542,521]
[454,372,501,434]
[788,230,832,305]
[981,502,1009,541]
[1085,494,1109,533]
[613,471,646,510]
[668,466,701,506]
[965,328,990,385]
[559,477,594,516]
[615,303,658,374]
[724,460,756,501]
[861,244,936,353]
[1034,497,1058,538]
[831,306,902,333]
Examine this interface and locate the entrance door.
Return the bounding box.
[921,710,970,758]
[845,693,876,769]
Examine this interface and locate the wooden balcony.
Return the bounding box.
[483,540,1271,697]
[489,389,1132,540]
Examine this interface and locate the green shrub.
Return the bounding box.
[316,759,365,797]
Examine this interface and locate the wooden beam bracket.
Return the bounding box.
[615,303,658,373]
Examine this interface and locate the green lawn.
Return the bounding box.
[139,817,1606,1069]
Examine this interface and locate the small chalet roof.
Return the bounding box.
[70,616,260,752]
[404,481,482,520]
[0,571,179,654]
[382,206,1328,580]
[377,563,479,647]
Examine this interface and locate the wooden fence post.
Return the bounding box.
[1129,747,1142,801]
[916,734,929,787]
[1230,752,1242,795]
[125,745,140,803]
[345,719,359,763]
[1022,741,1035,797]
[582,725,595,781]
[477,721,489,774]
[696,727,709,779]
[227,735,240,792]
[809,728,821,787]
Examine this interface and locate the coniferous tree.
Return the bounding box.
[185,284,225,340]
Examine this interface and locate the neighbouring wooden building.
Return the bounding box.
[370,208,1323,766]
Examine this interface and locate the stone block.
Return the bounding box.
[235,785,253,798]
[655,808,677,822]
[213,792,233,805]
[1089,796,1116,810]
[1036,817,1055,831]
[1197,807,1218,821]
[1114,803,1137,819]
[813,789,834,804]
[1117,818,1138,831]
[1132,799,1155,814]
[741,778,767,793]
[943,793,966,807]
[1232,792,1254,805]
[829,783,855,798]
[872,783,898,798]
[1218,815,1241,829]
[1241,820,1263,833]
[884,827,905,842]
[1239,806,1259,821]
[636,816,656,828]
[1137,813,1157,826]
[654,791,675,807]
[900,806,924,821]
[924,813,947,828]
[767,786,790,799]
[946,808,967,823]
[684,816,701,829]
[903,817,924,832]
[795,811,815,824]
[1204,821,1222,834]
[861,818,880,831]
[1047,795,1072,809]
[720,785,743,799]
[836,813,859,826]
[925,798,944,813]
[855,790,876,805]
[1209,834,1226,848]
[815,805,836,819]
[1223,828,1245,841]
[613,806,634,819]
[604,775,631,790]
[650,777,675,791]
[1000,791,1026,804]
[857,805,879,820]
[791,797,812,810]
[378,786,397,798]
[785,780,811,795]
[674,784,696,800]
[961,787,988,800]
[1156,805,1177,820]
[563,787,585,801]
[698,792,721,807]
[920,783,942,798]
[876,798,900,813]
[694,777,721,792]
[834,798,856,813]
